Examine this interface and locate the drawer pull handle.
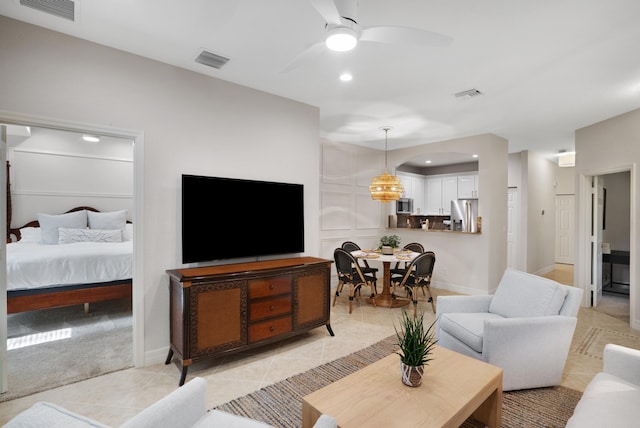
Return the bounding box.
[270,305,275,311]
[269,284,275,290]
[269,326,275,332]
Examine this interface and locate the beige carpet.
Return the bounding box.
[215,336,581,427]
[576,326,640,359]
[2,299,133,403]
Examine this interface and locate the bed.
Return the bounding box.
[6,206,133,314]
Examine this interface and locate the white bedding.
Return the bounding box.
[7,240,133,291]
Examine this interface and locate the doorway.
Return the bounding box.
[0,113,144,394]
[597,172,631,321]
[578,168,633,326]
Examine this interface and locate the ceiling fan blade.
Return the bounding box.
[280,41,326,74]
[310,0,343,25]
[360,26,453,47]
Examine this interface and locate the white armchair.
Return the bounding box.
[566,344,640,427]
[436,268,583,391]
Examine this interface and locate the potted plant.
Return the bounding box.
[394,310,437,387]
[379,234,401,255]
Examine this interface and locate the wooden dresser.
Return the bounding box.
[165,257,334,385]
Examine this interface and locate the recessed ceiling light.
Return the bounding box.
[339,73,353,82]
[472,154,479,158]
[425,160,432,164]
[82,135,100,143]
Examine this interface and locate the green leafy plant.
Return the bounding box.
[394,311,438,367]
[379,234,401,249]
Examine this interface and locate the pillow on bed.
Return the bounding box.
[38,210,88,244]
[19,227,41,243]
[123,223,133,241]
[58,227,122,244]
[88,210,127,238]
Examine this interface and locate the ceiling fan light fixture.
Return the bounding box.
[326,26,358,52]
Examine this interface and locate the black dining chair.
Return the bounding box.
[341,241,379,292]
[393,251,436,318]
[333,247,377,314]
[390,242,425,285]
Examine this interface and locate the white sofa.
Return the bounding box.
[436,268,583,391]
[566,344,640,427]
[3,377,336,428]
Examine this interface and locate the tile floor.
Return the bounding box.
[0,266,637,426]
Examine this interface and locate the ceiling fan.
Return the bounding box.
[281,0,452,72]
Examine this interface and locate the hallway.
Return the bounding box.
[542,263,631,324]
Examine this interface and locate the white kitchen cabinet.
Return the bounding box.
[397,172,425,214]
[398,173,412,199]
[426,176,458,215]
[442,176,458,214]
[458,174,479,199]
[412,176,425,214]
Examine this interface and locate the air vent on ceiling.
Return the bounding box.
[195,50,230,69]
[455,88,484,99]
[20,0,75,21]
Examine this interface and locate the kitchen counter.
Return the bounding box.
[388,227,481,234]
[392,213,481,233]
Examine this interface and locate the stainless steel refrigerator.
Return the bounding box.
[451,199,479,232]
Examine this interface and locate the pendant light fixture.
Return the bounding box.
[369,127,404,202]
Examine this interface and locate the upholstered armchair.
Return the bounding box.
[436,268,583,391]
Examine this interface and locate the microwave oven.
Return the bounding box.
[396,198,414,214]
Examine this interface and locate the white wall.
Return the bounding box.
[525,151,558,274]
[575,108,639,329]
[320,133,508,295]
[508,151,559,274]
[600,172,631,252]
[320,140,384,261]
[7,127,133,227]
[556,166,575,195]
[0,16,321,363]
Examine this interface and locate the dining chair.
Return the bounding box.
[333,247,377,314]
[341,241,378,292]
[393,251,436,317]
[390,242,425,285]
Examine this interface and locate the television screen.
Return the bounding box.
[181,174,305,263]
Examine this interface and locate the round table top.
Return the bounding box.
[351,250,419,263]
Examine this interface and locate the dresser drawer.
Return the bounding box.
[250,296,291,321]
[249,316,292,343]
[248,275,291,298]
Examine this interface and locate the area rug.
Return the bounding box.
[2,299,133,403]
[215,335,582,427]
[576,326,640,360]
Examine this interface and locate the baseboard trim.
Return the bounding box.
[145,346,170,366]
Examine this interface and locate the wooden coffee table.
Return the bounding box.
[302,346,502,428]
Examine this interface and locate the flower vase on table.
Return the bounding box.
[378,235,400,255]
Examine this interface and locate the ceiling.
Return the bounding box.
[2,0,640,157]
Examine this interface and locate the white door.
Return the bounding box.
[556,195,575,264]
[507,188,519,269]
[591,178,604,307]
[0,125,7,393]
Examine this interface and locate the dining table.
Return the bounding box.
[352,250,419,308]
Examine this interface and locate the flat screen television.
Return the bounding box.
[181,174,305,263]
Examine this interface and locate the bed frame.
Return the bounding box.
[6,204,132,314]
